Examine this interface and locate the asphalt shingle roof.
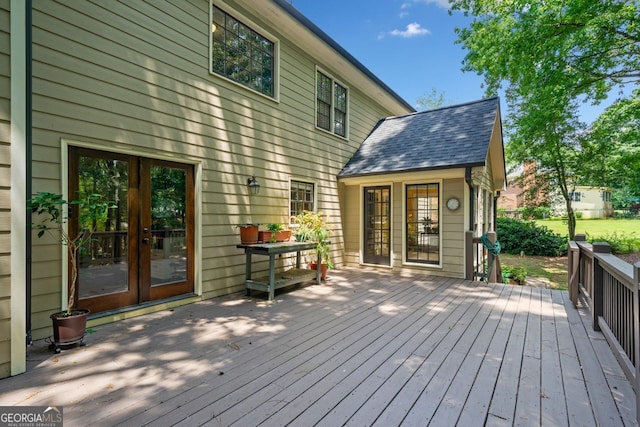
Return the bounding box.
[339,97,501,178]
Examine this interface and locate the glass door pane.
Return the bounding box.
[141,159,194,302]
[363,186,391,265]
[77,156,130,299]
[150,165,187,286]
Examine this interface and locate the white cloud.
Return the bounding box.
[415,0,451,9]
[399,2,411,18]
[389,22,431,38]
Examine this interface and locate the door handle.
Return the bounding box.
[142,237,150,243]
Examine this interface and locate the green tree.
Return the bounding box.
[581,88,640,200]
[415,88,451,111]
[451,0,639,237]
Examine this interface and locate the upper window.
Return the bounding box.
[316,70,348,137]
[211,5,275,97]
[290,180,315,220]
[569,191,581,202]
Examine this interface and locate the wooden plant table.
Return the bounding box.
[236,241,321,300]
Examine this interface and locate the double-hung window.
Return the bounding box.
[211,5,276,98]
[290,180,315,219]
[316,70,348,137]
[569,191,581,202]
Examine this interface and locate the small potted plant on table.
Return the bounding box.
[30,192,112,353]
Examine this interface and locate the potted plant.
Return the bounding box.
[259,224,276,243]
[29,192,112,353]
[237,223,259,244]
[291,211,333,280]
[267,223,291,242]
[422,217,433,233]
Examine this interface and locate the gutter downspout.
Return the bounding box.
[465,167,474,232]
[25,0,32,346]
[493,191,499,232]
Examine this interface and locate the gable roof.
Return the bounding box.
[338,97,502,178]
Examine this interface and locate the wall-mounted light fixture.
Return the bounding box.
[247,175,260,195]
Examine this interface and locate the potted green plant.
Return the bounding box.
[267,223,291,242]
[29,192,112,353]
[422,217,433,233]
[291,211,333,280]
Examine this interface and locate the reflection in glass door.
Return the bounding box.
[72,149,138,313]
[363,186,391,265]
[140,159,194,301]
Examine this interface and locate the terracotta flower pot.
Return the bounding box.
[258,230,274,243]
[275,230,291,242]
[309,261,328,281]
[239,224,259,244]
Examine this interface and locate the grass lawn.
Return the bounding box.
[499,253,568,290]
[535,218,639,237]
[502,218,639,290]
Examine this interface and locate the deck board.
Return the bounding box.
[455,285,523,426]
[0,268,635,427]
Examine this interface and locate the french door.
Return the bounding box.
[69,147,194,314]
[363,186,391,265]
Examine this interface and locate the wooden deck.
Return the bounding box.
[1,268,636,426]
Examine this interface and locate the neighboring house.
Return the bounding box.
[338,98,506,278]
[552,186,614,218]
[498,178,522,211]
[2,0,505,378]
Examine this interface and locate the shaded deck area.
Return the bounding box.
[1,269,636,426]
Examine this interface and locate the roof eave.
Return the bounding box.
[338,162,486,181]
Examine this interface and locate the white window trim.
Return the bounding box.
[289,177,318,226]
[402,179,443,269]
[209,1,281,102]
[315,66,349,140]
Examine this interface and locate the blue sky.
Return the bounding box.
[292,0,491,110]
[292,0,612,124]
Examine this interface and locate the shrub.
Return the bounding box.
[496,217,567,256]
[518,206,551,220]
[586,232,640,254]
[501,264,527,284]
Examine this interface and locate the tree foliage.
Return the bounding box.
[450,0,639,237]
[452,0,639,102]
[581,87,640,199]
[416,88,450,111]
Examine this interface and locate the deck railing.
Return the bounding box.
[568,234,640,423]
[465,231,500,283]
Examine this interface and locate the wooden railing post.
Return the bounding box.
[487,231,498,284]
[568,241,579,307]
[634,262,640,425]
[465,231,473,280]
[592,242,610,332]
